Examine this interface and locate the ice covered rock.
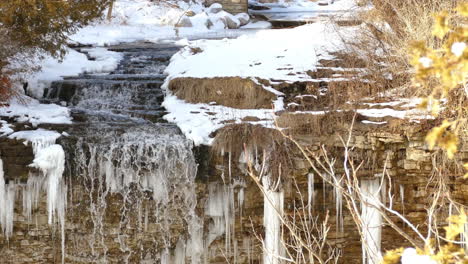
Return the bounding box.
[235,13,250,26]
[208,3,223,14]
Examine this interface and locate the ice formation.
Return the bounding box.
[205,183,235,250]
[360,178,383,264]
[8,129,66,226]
[0,158,16,239]
[72,125,201,263]
[307,173,314,216]
[3,129,67,262]
[262,176,284,264]
[9,129,62,154]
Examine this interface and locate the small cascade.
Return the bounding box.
[360,178,383,264]
[44,43,201,263]
[69,124,200,262]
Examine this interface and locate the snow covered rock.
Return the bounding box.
[223,14,241,29]
[209,11,241,29]
[208,3,223,14]
[176,16,193,27]
[235,13,250,26]
[185,10,196,17]
[190,12,213,29]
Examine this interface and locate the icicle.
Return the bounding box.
[174,239,186,264]
[243,237,252,264]
[228,151,232,182]
[30,144,65,225]
[262,179,284,264]
[22,174,43,221]
[205,182,237,258]
[0,158,16,239]
[30,144,67,264]
[186,216,204,264]
[238,187,244,221]
[399,184,405,213]
[307,173,314,217]
[335,184,343,233]
[160,249,172,264]
[360,178,383,264]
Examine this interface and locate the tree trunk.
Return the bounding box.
[107,1,114,21]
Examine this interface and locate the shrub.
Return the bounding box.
[0,0,112,100]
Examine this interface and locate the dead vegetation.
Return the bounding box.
[168,77,277,109]
[212,123,295,182]
[344,0,461,98]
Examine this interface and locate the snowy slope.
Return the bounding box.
[165,23,353,81]
[162,23,357,145]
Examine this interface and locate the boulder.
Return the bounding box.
[208,3,223,14]
[235,13,250,26]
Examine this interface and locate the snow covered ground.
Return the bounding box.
[0,98,72,129]
[70,0,266,46]
[27,48,123,98]
[249,0,362,22]
[165,23,350,81]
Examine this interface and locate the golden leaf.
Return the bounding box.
[444,212,467,241]
[381,248,404,264]
[433,12,449,39]
[457,3,468,16]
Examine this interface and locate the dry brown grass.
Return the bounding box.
[168,77,277,109]
[343,0,461,97]
[212,124,295,181]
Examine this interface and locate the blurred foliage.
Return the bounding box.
[410,3,468,178]
[382,212,467,264]
[0,0,112,59]
[0,0,112,100]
